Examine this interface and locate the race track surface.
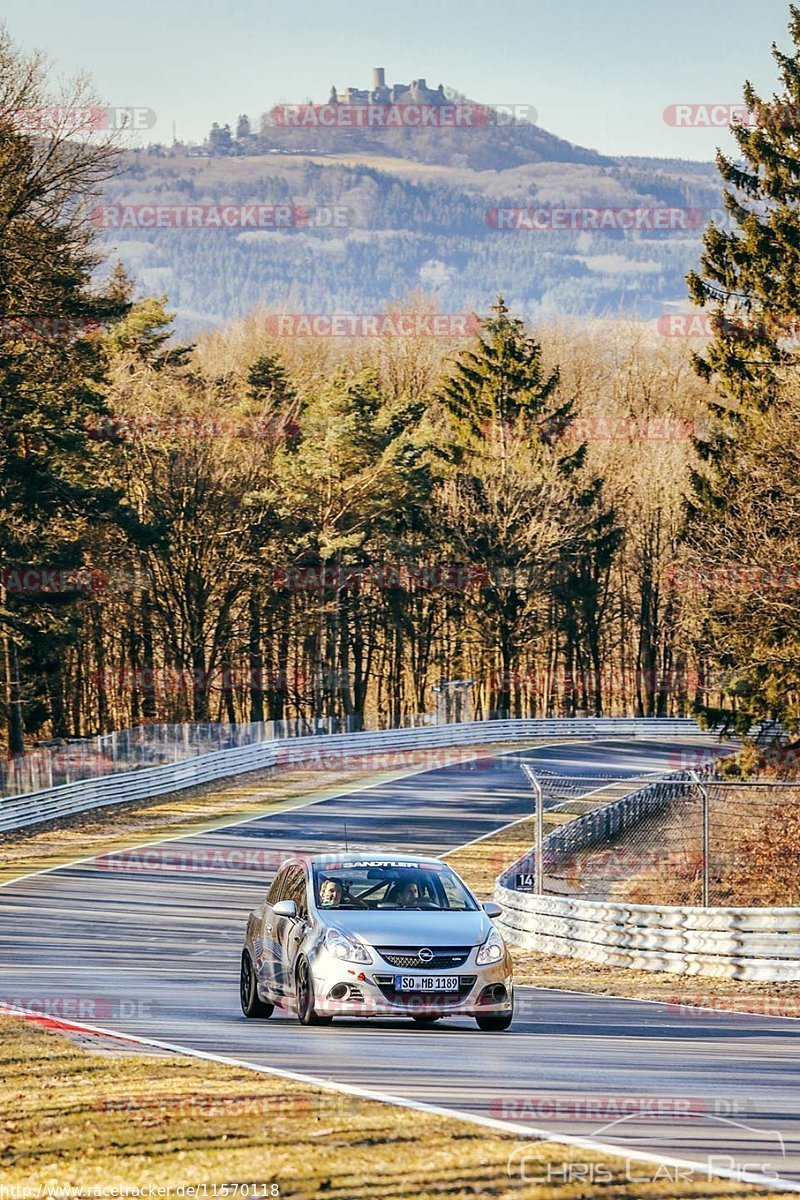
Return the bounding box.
[2,738,797,1191]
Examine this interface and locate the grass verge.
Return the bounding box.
[0,1014,786,1199]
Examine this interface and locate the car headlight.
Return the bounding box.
[476,928,505,965]
[324,927,373,964]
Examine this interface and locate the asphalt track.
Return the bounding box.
[2,737,799,1191]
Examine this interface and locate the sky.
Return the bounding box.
[2,0,797,160]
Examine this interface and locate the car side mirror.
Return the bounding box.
[273,899,297,918]
[483,901,502,918]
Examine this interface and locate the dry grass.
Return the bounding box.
[1,747,794,1195]
[445,779,645,899]
[445,813,541,898]
[0,1015,785,1199]
[563,784,800,908]
[508,950,800,1012]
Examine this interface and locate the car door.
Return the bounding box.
[261,866,290,995]
[276,865,310,1000]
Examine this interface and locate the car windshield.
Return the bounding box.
[313,862,477,911]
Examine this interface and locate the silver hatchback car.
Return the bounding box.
[240,852,514,1030]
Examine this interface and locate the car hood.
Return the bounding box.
[319,909,493,948]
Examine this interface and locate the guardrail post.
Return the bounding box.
[689,769,710,907]
[522,765,545,895]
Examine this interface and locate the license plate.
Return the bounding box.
[395,975,459,992]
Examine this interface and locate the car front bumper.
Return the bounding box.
[310,948,514,1019]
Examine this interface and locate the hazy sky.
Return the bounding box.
[3,0,796,159]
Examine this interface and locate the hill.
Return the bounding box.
[99,142,722,338]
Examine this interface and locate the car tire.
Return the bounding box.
[475,1011,513,1031]
[240,949,274,1019]
[296,957,333,1026]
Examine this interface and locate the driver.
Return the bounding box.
[395,879,420,908]
[318,878,343,908]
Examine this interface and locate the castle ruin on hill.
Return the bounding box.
[329,67,447,107]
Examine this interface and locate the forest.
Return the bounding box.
[3,14,800,755]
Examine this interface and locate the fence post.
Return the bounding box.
[522,765,545,895]
[689,769,710,907]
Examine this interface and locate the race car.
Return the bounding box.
[240,851,514,1030]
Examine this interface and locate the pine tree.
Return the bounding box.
[685,6,800,731]
[439,297,581,472]
[436,299,616,716]
[0,31,135,751]
[687,4,800,423]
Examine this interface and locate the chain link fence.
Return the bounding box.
[527,772,800,908]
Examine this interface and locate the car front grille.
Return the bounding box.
[376,946,472,969]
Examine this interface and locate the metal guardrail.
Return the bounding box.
[494,763,800,981]
[0,714,443,798]
[494,889,800,981]
[0,716,709,835]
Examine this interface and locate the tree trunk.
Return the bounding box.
[248,590,264,724]
[6,637,24,755]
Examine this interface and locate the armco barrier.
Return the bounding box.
[494,889,800,981]
[0,717,709,835]
[494,765,800,981]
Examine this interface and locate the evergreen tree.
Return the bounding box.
[687,4,800,425]
[439,297,581,470]
[247,353,295,406]
[685,5,800,730]
[208,123,233,156]
[436,299,616,716]
[0,30,134,751]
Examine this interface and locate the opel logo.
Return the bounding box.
[418,947,433,963]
